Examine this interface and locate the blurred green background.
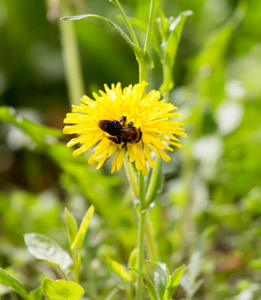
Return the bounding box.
[1,0,261,299]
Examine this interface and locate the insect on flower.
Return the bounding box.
[98,116,142,148]
[63,82,186,175]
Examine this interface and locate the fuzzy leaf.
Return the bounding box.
[71,205,94,250]
[147,261,168,300]
[0,268,28,299]
[61,14,142,55]
[41,278,84,300]
[24,233,73,275]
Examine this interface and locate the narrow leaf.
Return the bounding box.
[147,261,168,300]
[0,268,28,299]
[129,267,158,300]
[41,278,84,300]
[61,14,141,55]
[128,248,138,269]
[160,11,192,94]
[164,264,185,300]
[0,106,62,145]
[71,205,95,250]
[24,233,73,275]
[65,208,78,247]
[105,256,132,282]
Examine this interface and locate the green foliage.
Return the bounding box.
[164,265,185,300]
[0,106,62,145]
[0,268,28,299]
[105,256,132,282]
[129,267,158,300]
[24,233,73,276]
[130,263,185,300]
[65,208,78,247]
[1,0,261,299]
[41,278,84,300]
[157,10,193,94]
[71,205,94,250]
[61,14,152,68]
[28,287,43,300]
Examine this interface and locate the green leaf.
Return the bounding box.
[24,233,73,275]
[64,208,78,248]
[160,11,192,94]
[0,268,28,299]
[0,106,62,145]
[105,256,132,282]
[41,278,84,300]
[128,267,158,300]
[61,14,142,56]
[164,264,185,300]
[147,261,168,300]
[71,205,95,250]
[128,248,138,269]
[28,287,43,300]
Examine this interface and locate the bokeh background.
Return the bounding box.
[1,0,261,299]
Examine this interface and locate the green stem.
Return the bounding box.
[124,156,139,199]
[145,157,160,205]
[137,171,146,300]
[114,0,139,47]
[59,1,85,106]
[139,59,148,84]
[146,216,159,262]
[72,250,79,283]
[136,1,157,299]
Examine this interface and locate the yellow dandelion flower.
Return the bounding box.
[63,82,186,176]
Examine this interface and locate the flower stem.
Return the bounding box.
[146,216,159,262]
[136,1,157,299]
[145,157,160,206]
[124,156,139,199]
[137,171,146,300]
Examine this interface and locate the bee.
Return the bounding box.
[98,116,142,148]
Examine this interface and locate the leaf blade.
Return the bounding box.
[41,278,84,300]
[105,256,132,282]
[61,14,141,54]
[164,264,185,300]
[65,208,78,248]
[71,205,95,250]
[0,268,28,299]
[24,233,73,275]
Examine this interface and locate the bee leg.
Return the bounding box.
[119,116,126,126]
[127,121,133,127]
[108,137,121,144]
[121,141,127,149]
